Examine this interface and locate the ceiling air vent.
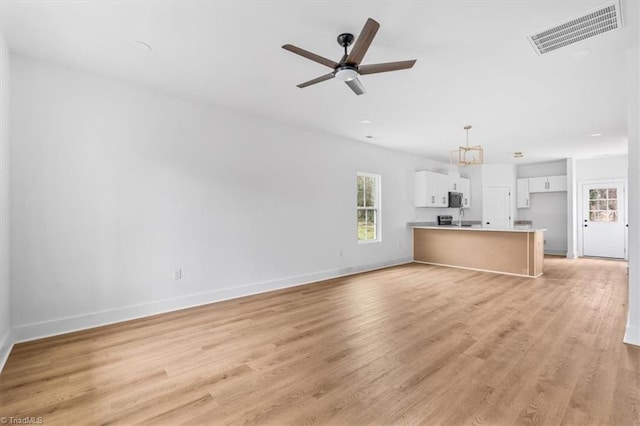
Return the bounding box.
[527,1,623,55]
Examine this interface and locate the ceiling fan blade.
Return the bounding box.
[345,77,366,95]
[346,18,380,65]
[282,44,339,69]
[359,59,417,75]
[297,73,335,88]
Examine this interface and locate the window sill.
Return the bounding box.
[358,239,382,244]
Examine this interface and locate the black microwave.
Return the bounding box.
[448,192,463,208]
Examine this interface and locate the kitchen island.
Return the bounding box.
[411,225,545,278]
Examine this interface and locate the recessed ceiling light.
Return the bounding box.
[590,133,602,137]
[132,40,152,53]
[570,48,591,59]
[361,120,372,124]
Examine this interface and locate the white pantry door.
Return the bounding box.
[483,185,511,229]
[582,182,626,258]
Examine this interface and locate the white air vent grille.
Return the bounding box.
[528,1,623,55]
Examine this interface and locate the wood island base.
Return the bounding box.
[413,227,544,278]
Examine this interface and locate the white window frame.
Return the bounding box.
[357,172,382,244]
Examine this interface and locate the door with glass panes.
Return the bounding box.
[582,181,626,258]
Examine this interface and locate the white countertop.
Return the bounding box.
[412,225,546,233]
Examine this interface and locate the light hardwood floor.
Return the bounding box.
[1,257,639,425]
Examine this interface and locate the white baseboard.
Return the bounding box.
[0,329,13,373]
[544,249,566,256]
[624,323,640,347]
[10,257,413,346]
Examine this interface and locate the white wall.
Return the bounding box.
[0,34,11,367]
[575,155,628,181]
[9,55,445,342]
[517,161,567,255]
[566,158,578,258]
[625,46,640,346]
[518,160,566,179]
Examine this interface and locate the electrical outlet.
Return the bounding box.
[174,269,182,280]
[544,240,547,244]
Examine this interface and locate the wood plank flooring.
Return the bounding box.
[1,257,639,425]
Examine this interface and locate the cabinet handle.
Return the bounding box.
[526,199,529,206]
[431,196,435,203]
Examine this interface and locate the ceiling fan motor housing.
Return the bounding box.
[337,33,355,47]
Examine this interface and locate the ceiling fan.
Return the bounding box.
[282,18,416,96]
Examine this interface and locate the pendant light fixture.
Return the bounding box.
[451,125,483,166]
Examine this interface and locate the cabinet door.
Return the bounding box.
[437,173,449,207]
[547,175,567,192]
[449,175,461,192]
[528,177,548,193]
[516,178,530,208]
[460,178,471,208]
[416,171,438,207]
[426,171,439,206]
[414,171,428,207]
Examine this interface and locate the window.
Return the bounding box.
[357,172,381,242]
[589,188,618,222]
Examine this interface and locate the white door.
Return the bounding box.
[582,182,626,258]
[484,185,511,229]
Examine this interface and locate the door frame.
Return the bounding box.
[578,179,628,259]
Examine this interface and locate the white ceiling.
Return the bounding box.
[1,0,638,165]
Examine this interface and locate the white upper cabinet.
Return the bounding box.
[546,175,567,192]
[528,176,547,193]
[517,178,530,208]
[414,171,432,207]
[460,177,471,208]
[414,171,452,207]
[448,174,461,192]
[529,175,567,193]
[436,173,449,207]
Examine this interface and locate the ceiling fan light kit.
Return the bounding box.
[282,18,416,95]
[335,67,358,82]
[451,125,484,167]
